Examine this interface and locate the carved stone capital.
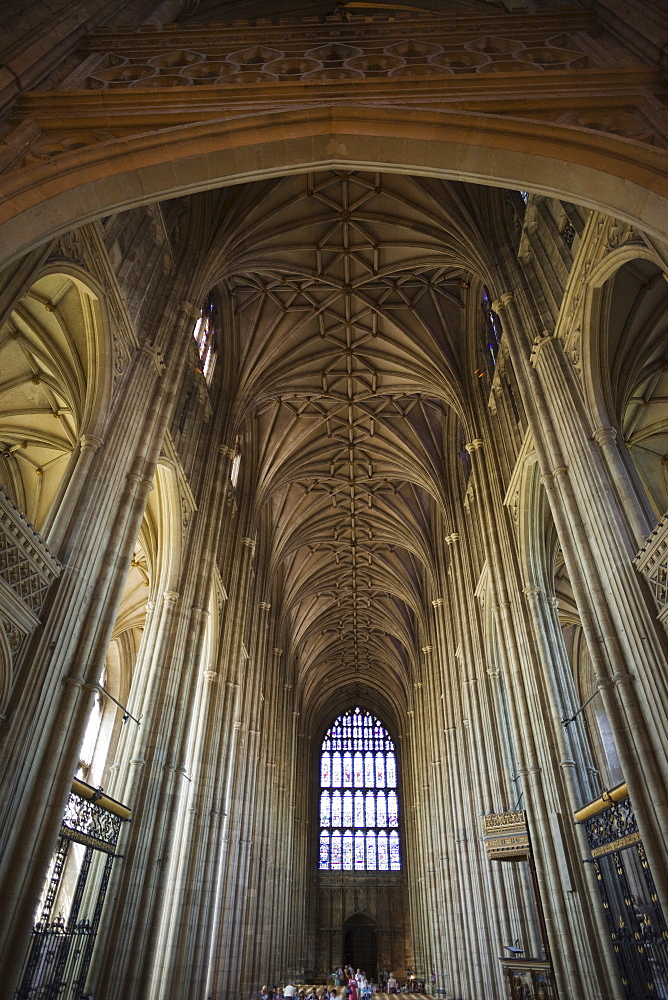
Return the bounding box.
[592,425,617,448]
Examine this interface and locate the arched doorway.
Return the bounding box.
[343,914,378,982]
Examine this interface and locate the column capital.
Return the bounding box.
[242,536,256,550]
[444,532,460,546]
[592,425,618,447]
[180,299,200,320]
[432,597,445,608]
[492,292,514,311]
[80,433,104,453]
[422,645,433,655]
[163,590,180,606]
[464,438,483,454]
[259,601,271,612]
[523,584,541,600]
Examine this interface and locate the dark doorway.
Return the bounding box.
[344,916,378,982]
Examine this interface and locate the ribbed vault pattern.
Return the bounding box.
[211,171,486,715]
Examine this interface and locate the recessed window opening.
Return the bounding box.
[319,706,400,871]
[192,290,219,382]
[481,285,503,369]
[230,437,241,487]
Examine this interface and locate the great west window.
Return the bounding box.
[319,707,400,871]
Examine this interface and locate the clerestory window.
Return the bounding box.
[318,706,400,871]
[192,290,219,382]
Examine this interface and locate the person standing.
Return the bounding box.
[387,975,398,995]
[284,985,296,1000]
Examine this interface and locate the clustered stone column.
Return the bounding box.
[0,271,198,991]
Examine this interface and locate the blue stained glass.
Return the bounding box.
[378,832,389,870]
[354,791,364,827]
[319,707,400,870]
[332,791,342,828]
[320,832,330,869]
[354,831,365,869]
[343,831,353,870]
[331,832,342,868]
[386,753,396,788]
[365,791,375,827]
[354,752,363,787]
[366,831,376,870]
[390,831,400,870]
[343,791,353,828]
[343,752,352,786]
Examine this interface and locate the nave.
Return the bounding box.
[1,3,668,1000]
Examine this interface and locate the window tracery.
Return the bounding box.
[319,706,400,871]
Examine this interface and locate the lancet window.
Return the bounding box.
[319,707,400,871]
[481,285,503,368]
[192,290,219,382]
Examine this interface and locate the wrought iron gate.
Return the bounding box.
[15,778,130,1000]
[576,784,668,1000]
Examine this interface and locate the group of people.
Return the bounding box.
[261,986,324,1000]
[333,967,399,997]
[263,968,401,1000]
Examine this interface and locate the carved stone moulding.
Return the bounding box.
[0,485,60,688]
[70,16,596,90]
[634,511,668,627]
[0,484,60,615]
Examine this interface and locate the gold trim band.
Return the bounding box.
[71,778,131,820]
[573,782,628,822]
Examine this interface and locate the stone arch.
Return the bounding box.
[581,249,668,523]
[516,455,616,798]
[343,911,379,980]
[1,109,668,273]
[78,459,185,787]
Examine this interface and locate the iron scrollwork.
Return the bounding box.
[581,795,639,857]
[14,780,129,1000]
[61,790,124,853]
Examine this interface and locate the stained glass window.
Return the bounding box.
[354,791,364,827]
[378,832,389,871]
[191,291,219,382]
[321,754,331,787]
[343,831,353,869]
[343,790,353,828]
[318,707,401,871]
[480,285,503,370]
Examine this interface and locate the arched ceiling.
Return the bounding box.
[0,274,96,531]
[207,170,485,715]
[604,258,668,518]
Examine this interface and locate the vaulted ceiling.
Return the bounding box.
[204,170,493,717]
